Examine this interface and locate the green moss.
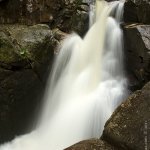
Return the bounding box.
[19,47,28,57]
[0,38,19,63]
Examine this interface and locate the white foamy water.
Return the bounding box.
[0,1,128,150]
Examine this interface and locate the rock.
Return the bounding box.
[0,0,89,35]
[0,24,56,83]
[124,0,138,23]
[49,0,89,35]
[0,24,56,143]
[51,28,68,53]
[124,0,150,24]
[123,24,150,91]
[0,31,28,70]
[102,82,150,150]
[0,69,42,143]
[52,28,68,41]
[65,139,121,150]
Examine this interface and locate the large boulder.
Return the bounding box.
[102,82,150,150]
[123,24,150,91]
[0,0,89,35]
[0,24,56,83]
[124,0,150,24]
[65,139,121,150]
[0,24,56,143]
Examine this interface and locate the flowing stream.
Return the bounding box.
[0,0,128,150]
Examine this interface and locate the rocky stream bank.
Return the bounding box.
[0,0,149,149]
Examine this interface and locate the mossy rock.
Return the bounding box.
[0,31,28,69]
[0,24,57,143]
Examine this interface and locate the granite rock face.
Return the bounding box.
[123,0,150,90]
[0,0,89,35]
[0,24,56,143]
[102,82,150,150]
[123,24,150,91]
[124,0,150,24]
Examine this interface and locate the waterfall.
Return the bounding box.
[0,1,128,150]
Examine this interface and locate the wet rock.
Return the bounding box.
[0,24,56,82]
[52,28,68,41]
[124,0,138,23]
[50,0,89,35]
[124,0,150,24]
[0,0,89,35]
[123,24,150,91]
[65,139,121,150]
[0,24,56,143]
[102,82,150,150]
[0,31,28,70]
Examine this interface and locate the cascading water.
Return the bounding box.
[0,0,128,150]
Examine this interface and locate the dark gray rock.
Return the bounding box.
[0,68,42,143]
[123,24,150,91]
[0,24,56,143]
[102,82,150,150]
[124,0,150,24]
[0,0,89,35]
[0,24,56,83]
